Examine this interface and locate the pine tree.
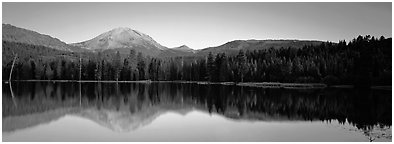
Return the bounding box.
[237,50,247,82]
[137,52,146,80]
[45,63,54,80]
[207,52,215,81]
[114,51,122,81]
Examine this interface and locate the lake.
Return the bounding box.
[2,82,392,142]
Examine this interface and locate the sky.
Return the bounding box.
[2,2,392,49]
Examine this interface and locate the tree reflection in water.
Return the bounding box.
[2,82,391,140]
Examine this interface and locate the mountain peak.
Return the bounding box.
[104,27,145,38]
[171,45,195,53]
[176,45,191,49]
[71,27,167,55]
[113,27,132,31]
[173,45,193,50]
[110,27,141,35]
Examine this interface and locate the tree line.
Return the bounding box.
[2,35,391,87]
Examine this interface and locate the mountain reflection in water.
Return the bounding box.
[2,82,392,141]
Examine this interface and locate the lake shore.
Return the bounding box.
[3,80,391,90]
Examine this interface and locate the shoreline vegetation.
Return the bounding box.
[3,80,391,90]
[3,36,391,89]
[3,35,392,90]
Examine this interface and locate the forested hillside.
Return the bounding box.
[2,24,86,52]
[2,35,391,87]
[195,39,323,57]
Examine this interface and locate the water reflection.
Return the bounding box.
[2,82,392,141]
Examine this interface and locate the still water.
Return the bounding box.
[2,82,392,142]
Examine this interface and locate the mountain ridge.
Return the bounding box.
[2,24,85,52]
[3,24,326,57]
[195,39,324,56]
